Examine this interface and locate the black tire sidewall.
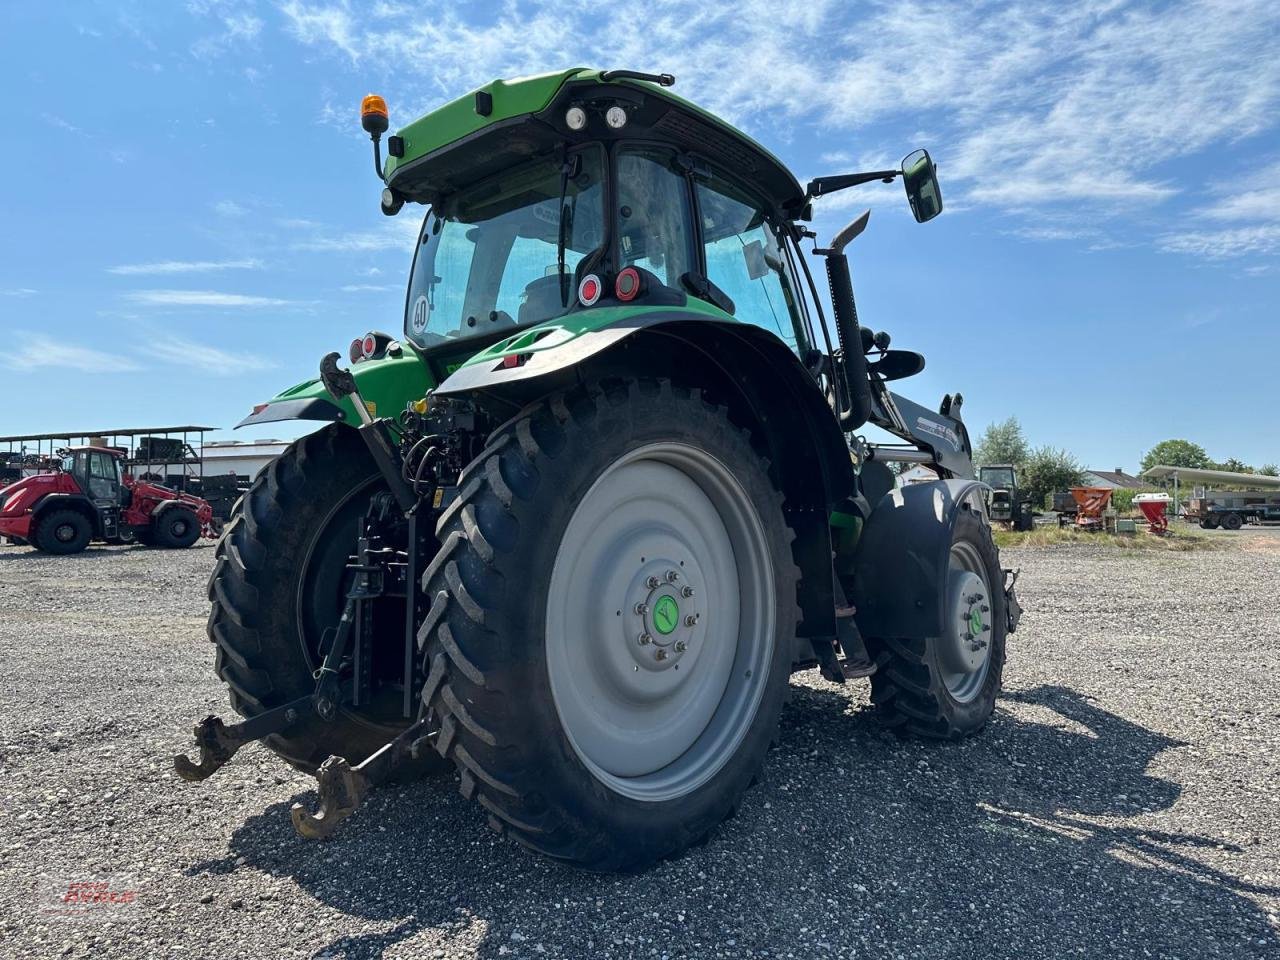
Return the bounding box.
[212,425,427,770]
[443,384,797,864]
[36,509,92,555]
[154,507,200,548]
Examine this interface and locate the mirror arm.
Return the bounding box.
[805,169,900,203]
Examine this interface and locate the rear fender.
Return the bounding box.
[236,350,434,429]
[850,479,988,640]
[436,313,856,640]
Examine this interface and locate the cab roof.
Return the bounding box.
[383,68,806,219]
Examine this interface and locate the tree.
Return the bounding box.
[1021,445,1085,510]
[1260,464,1279,477]
[1214,457,1253,474]
[974,416,1029,468]
[1139,439,1211,475]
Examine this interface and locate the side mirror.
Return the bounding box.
[901,149,943,223]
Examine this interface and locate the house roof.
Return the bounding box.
[1085,469,1147,489]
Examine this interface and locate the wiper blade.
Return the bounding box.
[557,154,580,306]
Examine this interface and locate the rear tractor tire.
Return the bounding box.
[152,507,201,548]
[34,509,92,555]
[417,379,800,871]
[1221,512,1243,531]
[206,425,449,776]
[868,504,1007,739]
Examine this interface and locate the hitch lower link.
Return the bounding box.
[174,587,431,840]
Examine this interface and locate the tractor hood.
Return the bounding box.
[0,472,61,514]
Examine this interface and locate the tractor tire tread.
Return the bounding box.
[417,377,798,871]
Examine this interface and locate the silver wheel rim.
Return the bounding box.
[939,540,994,703]
[56,523,76,542]
[545,442,775,803]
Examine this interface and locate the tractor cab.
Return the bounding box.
[61,447,127,507]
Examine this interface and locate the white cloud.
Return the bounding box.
[276,0,1280,224]
[1158,225,1280,259]
[143,334,276,375]
[340,283,396,292]
[125,289,294,307]
[2,334,142,373]
[1,288,38,297]
[192,10,263,59]
[292,216,419,253]
[213,199,248,217]
[107,258,262,276]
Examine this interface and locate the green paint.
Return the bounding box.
[968,608,983,635]
[256,350,435,425]
[456,300,733,372]
[381,68,797,201]
[384,69,587,181]
[653,595,680,636]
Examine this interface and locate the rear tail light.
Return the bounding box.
[578,273,602,306]
[362,334,377,359]
[615,267,641,302]
[349,339,364,363]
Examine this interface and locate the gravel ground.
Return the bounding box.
[1,528,1278,959]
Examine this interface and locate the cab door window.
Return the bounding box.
[87,452,119,500]
[615,148,696,289]
[696,175,807,352]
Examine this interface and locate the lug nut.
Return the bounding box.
[674,640,688,653]
[646,576,661,589]
[684,614,699,627]
[980,604,990,613]
[638,633,653,646]
[681,585,695,598]
[655,648,668,661]
[634,602,648,615]
[666,570,679,583]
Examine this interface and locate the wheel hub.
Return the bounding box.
[545,442,775,801]
[627,563,703,672]
[941,569,992,675]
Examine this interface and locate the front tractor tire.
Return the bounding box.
[418,380,799,871]
[152,507,201,549]
[868,504,1007,739]
[207,425,448,775]
[34,508,92,555]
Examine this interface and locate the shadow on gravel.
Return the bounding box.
[188,683,1280,959]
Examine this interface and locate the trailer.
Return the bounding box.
[1199,504,1280,530]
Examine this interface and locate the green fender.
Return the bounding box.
[236,350,434,429]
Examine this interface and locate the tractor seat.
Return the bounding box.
[519,275,571,326]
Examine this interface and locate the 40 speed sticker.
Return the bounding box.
[410,295,429,334]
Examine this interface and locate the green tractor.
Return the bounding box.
[177,68,1021,871]
[978,464,1036,531]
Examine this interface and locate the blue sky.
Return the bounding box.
[1,0,1276,472]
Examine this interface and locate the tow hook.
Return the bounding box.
[173,695,310,781]
[1003,568,1022,633]
[289,717,433,840]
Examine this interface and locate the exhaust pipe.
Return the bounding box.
[819,211,873,431]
